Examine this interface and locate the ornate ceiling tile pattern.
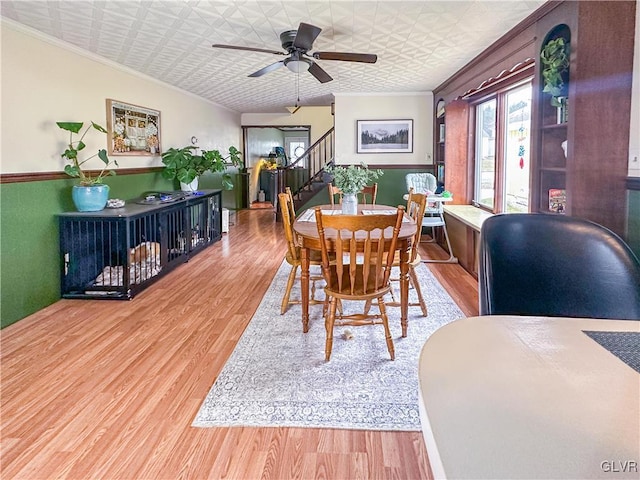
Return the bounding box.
[1,1,546,113]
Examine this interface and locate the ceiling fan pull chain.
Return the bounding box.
[296,68,300,107]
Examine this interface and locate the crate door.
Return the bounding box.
[128,212,164,293]
[60,217,129,298]
[162,205,189,269]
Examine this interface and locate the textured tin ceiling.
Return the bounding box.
[1,1,546,113]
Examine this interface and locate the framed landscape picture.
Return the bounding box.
[106,99,161,156]
[357,119,413,153]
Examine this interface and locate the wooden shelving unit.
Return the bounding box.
[531,0,635,236]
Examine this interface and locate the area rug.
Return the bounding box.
[192,260,464,431]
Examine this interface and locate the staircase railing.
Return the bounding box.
[286,127,334,197]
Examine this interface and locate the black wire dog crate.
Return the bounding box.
[58,190,222,299]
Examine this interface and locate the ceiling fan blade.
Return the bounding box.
[249,61,285,77]
[293,22,322,51]
[308,62,333,84]
[212,44,285,56]
[313,52,378,63]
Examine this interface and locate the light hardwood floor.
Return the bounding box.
[0,208,478,480]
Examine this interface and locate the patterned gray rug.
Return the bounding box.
[192,260,464,431]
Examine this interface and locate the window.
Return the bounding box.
[285,137,308,165]
[475,99,497,210]
[472,81,532,213]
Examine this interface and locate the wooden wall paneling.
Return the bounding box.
[444,215,472,273]
[444,100,471,204]
[432,2,554,103]
[569,1,635,235]
[533,0,635,236]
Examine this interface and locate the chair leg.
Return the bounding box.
[378,299,395,361]
[409,267,427,316]
[441,223,457,263]
[422,224,458,264]
[325,297,338,361]
[281,264,298,315]
[363,299,373,314]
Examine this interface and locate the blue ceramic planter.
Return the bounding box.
[72,184,109,212]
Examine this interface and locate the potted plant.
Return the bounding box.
[540,37,570,110]
[161,145,242,191]
[57,121,118,211]
[326,163,383,214]
[201,146,242,190]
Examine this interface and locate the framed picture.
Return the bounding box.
[106,99,161,156]
[357,119,413,153]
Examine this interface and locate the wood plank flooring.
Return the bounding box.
[0,208,478,480]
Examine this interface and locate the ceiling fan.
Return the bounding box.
[212,22,377,84]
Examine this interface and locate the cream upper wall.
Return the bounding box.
[241,107,333,145]
[333,93,433,166]
[1,21,241,175]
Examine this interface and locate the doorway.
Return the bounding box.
[242,126,310,205]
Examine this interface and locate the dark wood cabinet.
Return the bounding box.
[531,1,635,236]
[58,190,222,299]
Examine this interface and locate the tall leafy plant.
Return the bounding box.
[57,121,118,185]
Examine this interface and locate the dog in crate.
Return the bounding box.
[129,241,162,284]
[94,241,162,287]
[129,241,161,264]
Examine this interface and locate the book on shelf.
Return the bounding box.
[549,188,566,214]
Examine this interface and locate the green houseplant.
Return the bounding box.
[161,145,242,191]
[540,37,570,108]
[326,163,383,214]
[57,121,118,185]
[326,162,383,194]
[57,121,118,211]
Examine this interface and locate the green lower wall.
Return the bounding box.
[0,171,243,329]
[3,169,637,329]
[299,167,436,212]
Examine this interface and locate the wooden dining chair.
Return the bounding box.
[278,193,324,316]
[315,206,405,361]
[328,183,377,206]
[284,186,296,218]
[327,183,342,206]
[387,188,429,321]
[359,183,378,205]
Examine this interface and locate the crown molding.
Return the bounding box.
[1,18,237,114]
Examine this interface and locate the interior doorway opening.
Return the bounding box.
[242,125,310,206]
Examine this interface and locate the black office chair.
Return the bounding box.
[478,213,640,320]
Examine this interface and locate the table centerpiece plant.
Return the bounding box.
[326,162,383,214]
[57,121,119,211]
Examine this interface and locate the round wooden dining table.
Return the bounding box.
[293,204,417,335]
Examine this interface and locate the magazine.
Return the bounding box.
[549,189,566,214]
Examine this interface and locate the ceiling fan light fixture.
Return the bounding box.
[284,57,311,73]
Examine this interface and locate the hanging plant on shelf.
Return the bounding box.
[540,37,570,107]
